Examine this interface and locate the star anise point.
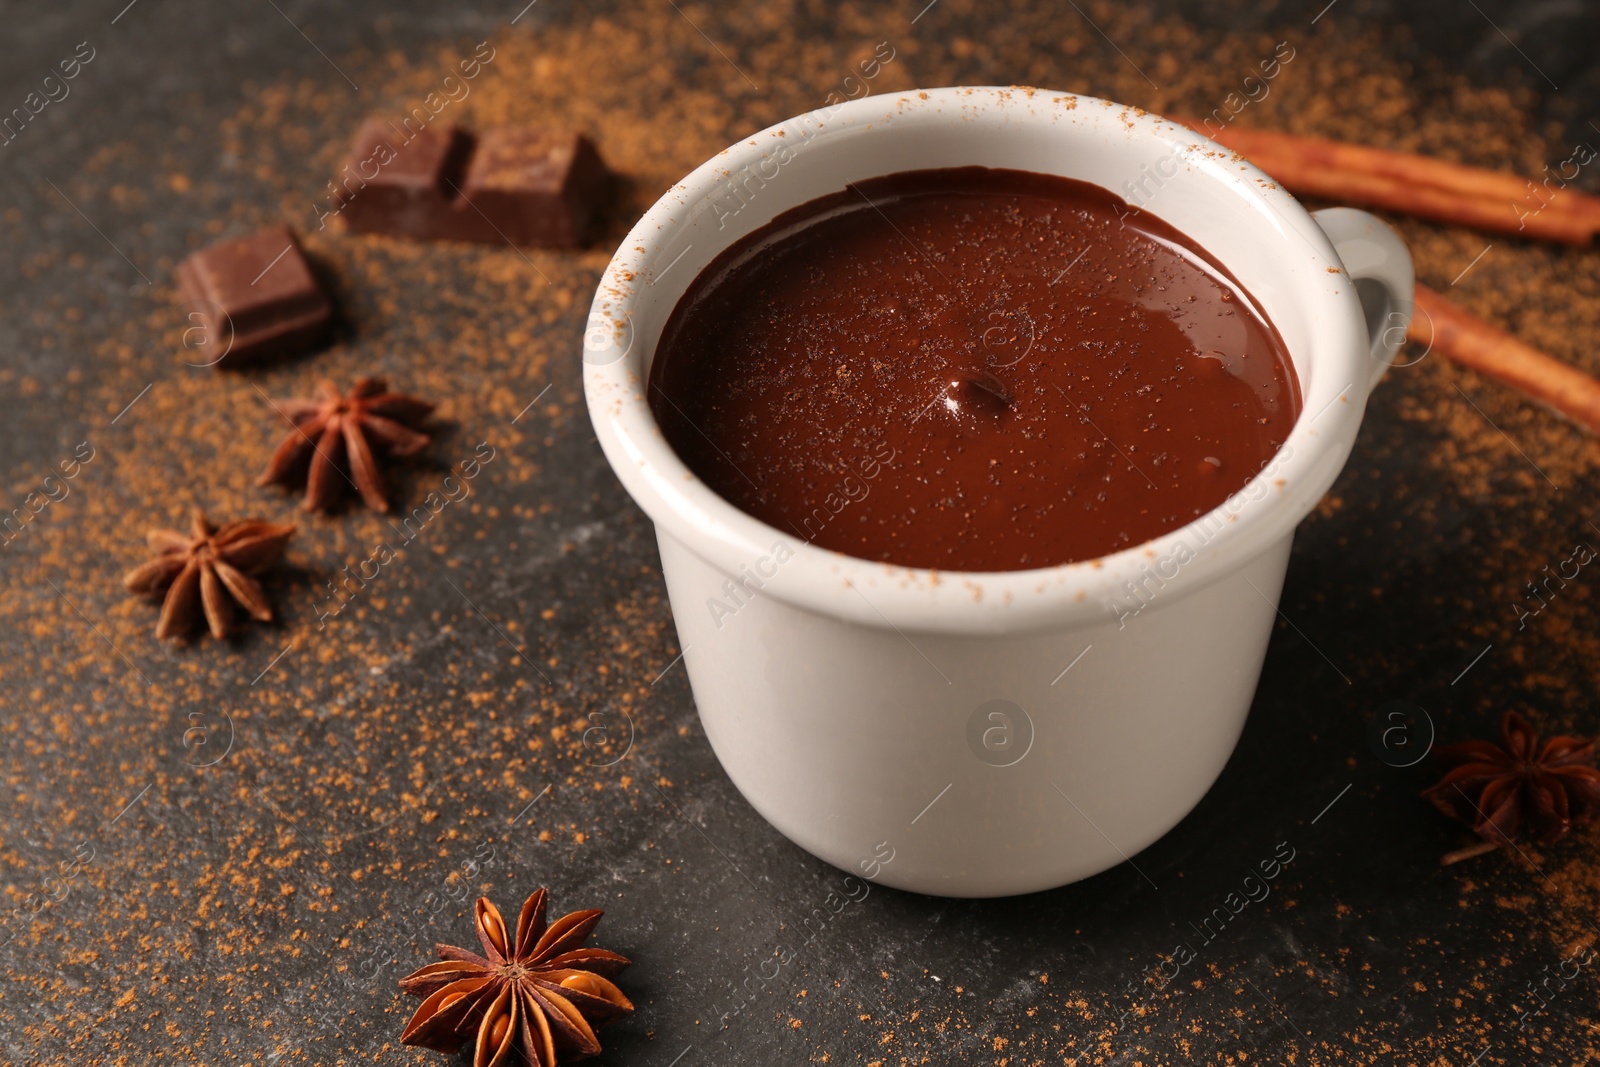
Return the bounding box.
[400,887,632,1067]
[259,376,434,514]
[1423,710,1600,861]
[124,511,295,641]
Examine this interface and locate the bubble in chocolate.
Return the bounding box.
[945,370,1013,418]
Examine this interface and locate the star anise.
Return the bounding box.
[258,377,434,513]
[399,888,633,1067]
[1423,710,1600,863]
[123,510,296,640]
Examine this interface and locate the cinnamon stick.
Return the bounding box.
[1175,119,1600,245]
[1411,284,1600,435]
[1242,143,1593,244]
[1208,125,1600,222]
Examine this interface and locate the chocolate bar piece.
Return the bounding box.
[176,224,332,368]
[336,121,475,239]
[334,119,607,248]
[466,127,607,247]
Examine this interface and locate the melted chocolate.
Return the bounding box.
[648,167,1301,572]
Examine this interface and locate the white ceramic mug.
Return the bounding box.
[583,87,1412,897]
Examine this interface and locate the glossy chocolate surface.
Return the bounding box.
[649,167,1301,571]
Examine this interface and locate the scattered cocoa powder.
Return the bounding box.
[4,2,1600,1064]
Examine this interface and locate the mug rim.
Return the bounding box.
[583,85,1375,635]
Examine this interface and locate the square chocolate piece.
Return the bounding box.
[176,224,332,367]
[336,119,474,239]
[332,118,608,248]
[463,129,608,248]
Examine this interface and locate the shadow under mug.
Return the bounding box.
[583,86,1413,897]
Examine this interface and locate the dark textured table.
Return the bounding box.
[5,1,1600,1064]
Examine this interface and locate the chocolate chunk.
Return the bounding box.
[336,119,474,240]
[334,119,608,248]
[176,224,333,368]
[464,127,608,247]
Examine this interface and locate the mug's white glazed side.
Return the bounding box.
[584,87,1412,896]
[656,529,1295,896]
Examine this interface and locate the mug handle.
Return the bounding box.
[1310,207,1415,392]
